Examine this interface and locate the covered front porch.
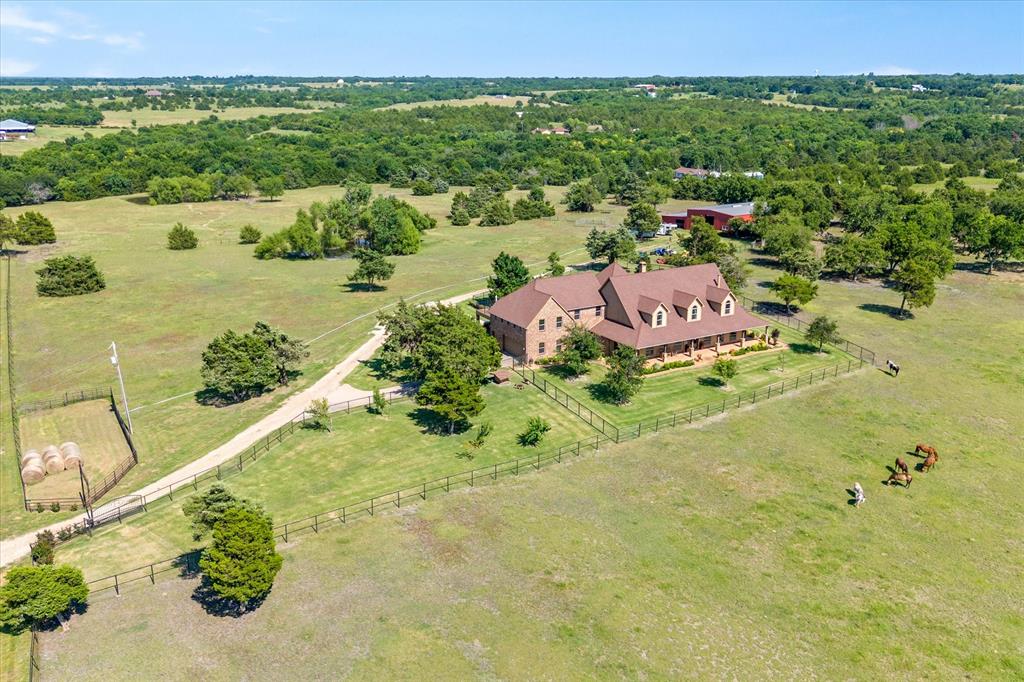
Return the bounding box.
[639,325,782,368]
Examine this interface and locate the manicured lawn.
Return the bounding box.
[0,630,30,682]
[34,262,1024,680]
[532,325,854,428]
[49,381,596,580]
[1,184,622,538]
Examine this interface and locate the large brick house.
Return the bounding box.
[485,262,767,363]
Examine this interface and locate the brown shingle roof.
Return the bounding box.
[488,271,604,327]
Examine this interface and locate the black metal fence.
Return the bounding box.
[510,361,618,439]
[47,387,410,545]
[738,294,877,367]
[81,432,612,596]
[2,256,28,509]
[18,387,110,415]
[28,630,41,682]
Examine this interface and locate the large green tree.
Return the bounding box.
[199,505,282,609]
[182,484,258,541]
[0,565,88,633]
[251,321,308,386]
[805,316,840,352]
[487,251,530,299]
[347,248,396,289]
[257,176,285,201]
[892,259,937,317]
[565,180,601,212]
[15,211,56,245]
[35,255,106,297]
[555,326,602,377]
[771,274,818,313]
[623,202,661,237]
[586,227,636,264]
[200,329,278,403]
[416,367,485,433]
[824,235,885,280]
[602,345,645,404]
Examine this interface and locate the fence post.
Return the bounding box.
[396,490,400,508]
[284,523,288,543]
[446,476,451,492]
[370,498,374,516]
[114,574,119,596]
[314,514,319,533]
[535,452,541,470]
[689,407,693,423]
[421,482,427,500]
[237,453,243,471]
[471,469,475,486]
[216,464,221,480]
[492,464,497,480]
[342,506,346,524]
[150,563,155,584]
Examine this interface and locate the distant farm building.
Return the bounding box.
[532,126,569,135]
[911,83,927,92]
[632,84,658,97]
[0,119,35,141]
[674,166,713,179]
[144,89,163,97]
[660,202,756,231]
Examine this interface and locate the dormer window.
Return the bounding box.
[724,300,732,315]
[690,305,699,320]
[656,310,664,326]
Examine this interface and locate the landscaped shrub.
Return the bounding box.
[15,211,56,245]
[35,255,106,297]
[517,416,551,446]
[411,179,434,196]
[730,341,770,356]
[641,359,695,375]
[239,224,262,244]
[31,531,55,565]
[167,222,199,250]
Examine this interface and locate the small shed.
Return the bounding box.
[492,370,512,384]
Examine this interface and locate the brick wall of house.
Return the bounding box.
[490,297,607,363]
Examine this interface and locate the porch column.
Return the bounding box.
[715,335,721,355]
[740,332,745,349]
[765,324,770,345]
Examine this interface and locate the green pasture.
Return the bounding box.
[30,259,1024,680]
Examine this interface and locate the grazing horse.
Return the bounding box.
[895,457,909,475]
[921,452,939,472]
[915,444,938,458]
[887,471,913,487]
[886,359,901,376]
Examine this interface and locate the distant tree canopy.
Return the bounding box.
[35,255,106,297]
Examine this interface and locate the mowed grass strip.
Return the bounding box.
[532,325,853,428]
[50,381,596,580]
[1,184,621,538]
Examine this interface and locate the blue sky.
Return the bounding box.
[1,1,1021,78]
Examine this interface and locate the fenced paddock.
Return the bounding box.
[18,396,135,511]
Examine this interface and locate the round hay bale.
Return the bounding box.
[21,449,42,468]
[59,442,82,468]
[21,463,45,484]
[41,445,65,474]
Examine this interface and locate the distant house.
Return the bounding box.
[632,83,658,98]
[532,126,569,135]
[144,89,163,97]
[0,119,35,141]
[911,84,927,92]
[485,262,765,363]
[659,202,756,231]
[742,171,765,179]
[674,166,712,179]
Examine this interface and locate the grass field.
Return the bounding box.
[380,95,533,110]
[30,258,1024,679]
[0,107,318,156]
[911,175,1002,194]
[18,399,133,504]
[532,326,854,427]
[46,382,596,581]
[0,185,627,538]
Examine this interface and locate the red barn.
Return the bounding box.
[660,202,755,231]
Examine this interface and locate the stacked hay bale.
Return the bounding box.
[20,449,45,484]
[59,442,82,470]
[41,445,65,474]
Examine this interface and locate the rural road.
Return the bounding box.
[0,288,486,568]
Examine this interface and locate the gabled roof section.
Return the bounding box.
[488,283,552,328]
[596,261,629,285]
[672,290,701,308]
[637,295,663,315]
[534,271,604,311]
[705,284,732,304]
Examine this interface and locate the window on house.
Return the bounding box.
[724,300,732,315]
[655,311,664,327]
[730,332,737,341]
[574,309,581,320]
[596,306,603,317]
[690,305,699,320]
[538,318,546,331]
[538,342,546,355]
[556,316,563,329]
[556,340,563,352]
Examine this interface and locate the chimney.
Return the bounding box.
[638,261,647,273]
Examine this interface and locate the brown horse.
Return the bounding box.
[895,457,909,475]
[887,471,913,487]
[921,452,939,472]
[915,444,938,458]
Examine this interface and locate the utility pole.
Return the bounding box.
[109,341,133,433]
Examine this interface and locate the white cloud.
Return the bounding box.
[867,65,920,76]
[0,57,37,76]
[0,5,60,35]
[1,5,143,51]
